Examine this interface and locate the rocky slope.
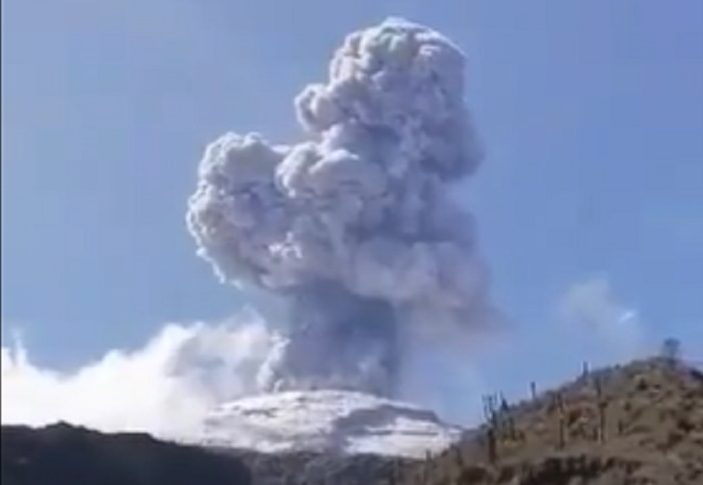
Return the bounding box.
[396,358,703,484]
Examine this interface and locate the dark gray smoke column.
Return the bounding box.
[261,283,399,396]
[187,18,493,397]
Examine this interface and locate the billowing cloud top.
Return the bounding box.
[187,18,486,314]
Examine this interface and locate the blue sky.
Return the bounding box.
[3,0,702,405]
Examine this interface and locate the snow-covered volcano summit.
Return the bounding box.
[196,390,465,458]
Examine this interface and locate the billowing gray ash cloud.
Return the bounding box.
[187,18,494,397]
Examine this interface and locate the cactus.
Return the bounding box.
[499,394,517,440]
[487,427,497,464]
[555,392,566,449]
[482,393,499,429]
[594,375,602,398]
[558,415,566,449]
[597,399,607,443]
[594,375,608,443]
[558,392,566,414]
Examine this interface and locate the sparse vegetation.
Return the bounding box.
[398,357,703,485]
[661,338,682,362]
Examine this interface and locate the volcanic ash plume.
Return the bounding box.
[187,18,494,397]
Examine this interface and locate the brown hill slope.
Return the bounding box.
[396,358,703,485]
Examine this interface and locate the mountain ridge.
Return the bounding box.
[194,389,465,458]
[3,357,702,484]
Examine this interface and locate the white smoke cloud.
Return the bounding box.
[558,276,647,360]
[1,312,274,439]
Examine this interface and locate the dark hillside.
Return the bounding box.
[1,423,252,485]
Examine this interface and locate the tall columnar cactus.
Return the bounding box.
[487,427,497,464]
[594,375,608,443]
[598,400,607,443]
[558,415,566,450]
[555,392,566,449]
[483,394,499,429]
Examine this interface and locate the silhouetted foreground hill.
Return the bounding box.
[1,423,252,485]
[3,358,702,485]
[1,423,409,485]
